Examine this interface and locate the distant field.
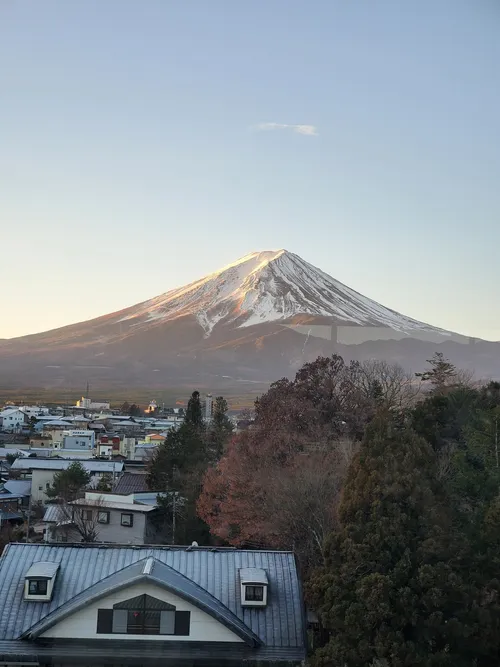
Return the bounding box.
[0,385,264,411]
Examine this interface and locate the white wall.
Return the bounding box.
[31,470,56,503]
[40,581,244,643]
[1,410,25,431]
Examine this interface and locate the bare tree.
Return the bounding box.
[53,497,107,543]
[355,359,421,409]
[261,452,347,569]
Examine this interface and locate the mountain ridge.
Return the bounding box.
[0,249,498,390]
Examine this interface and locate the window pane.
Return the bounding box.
[112,609,128,633]
[127,610,143,634]
[245,585,264,601]
[28,579,48,595]
[160,610,175,634]
[143,610,160,634]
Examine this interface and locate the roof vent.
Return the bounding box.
[239,568,268,608]
[24,561,60,602]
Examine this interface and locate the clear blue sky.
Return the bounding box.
[1,0,499,340]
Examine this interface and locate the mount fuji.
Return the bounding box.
[1,250,498,391]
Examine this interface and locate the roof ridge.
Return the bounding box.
[7,542,295,553]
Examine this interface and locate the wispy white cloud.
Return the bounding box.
[255,122,318,136]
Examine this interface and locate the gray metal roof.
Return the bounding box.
[11,458,124,473]
[0,543,305,658]
[25,561,60,579]
[3,480,31,496]
[42,505,63,523]
[240,567,269,585]
[25,557,260,646]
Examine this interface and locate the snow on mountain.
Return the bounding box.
[118,249,453,339]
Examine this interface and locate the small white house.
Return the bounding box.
[11,458,124,504]
[0,543,306,666]
[0,408,26,432]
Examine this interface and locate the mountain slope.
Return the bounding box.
[0,250,497,390]
[113,250,460,339]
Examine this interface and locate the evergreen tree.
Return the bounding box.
[46,461,91,502]
[206,396,233,461]
[184,391,203,428]
[308,416,485,667]
[415,352,458,394]
[95,473,113,493]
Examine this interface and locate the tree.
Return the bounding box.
[95,473,113,493]
[308,416,482,667]
[206,396,233,461]
[198,356,392,567]
[184,391,203,428]
[5,453,18,466]
[55,497,107,543]
[45,461,91,502]
[120,401,130,415]
[145,391,211,544]
[415,352,458,394]
[128,403,142,417]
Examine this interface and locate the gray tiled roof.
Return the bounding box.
[0,543,305,656]
[113,472,149,494]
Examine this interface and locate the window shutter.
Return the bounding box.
[97,609,113,634]
[174,611,190,636]
[112,609,128,633]
[160,610,175,634]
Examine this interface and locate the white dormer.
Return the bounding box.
[24,562,60,601]
[239,568,268,607]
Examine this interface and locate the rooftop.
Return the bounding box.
[69,498,156,512]
[0,543,305,661]
[113,473,149,495]
[11,458,124,473]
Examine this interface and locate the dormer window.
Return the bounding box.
[240,567,268,607]
[24,561,60,601]
[245,585,264,602]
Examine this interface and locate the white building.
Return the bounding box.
[205,394,213,422]
[19,406,50,418]
[61,429,95,450]
[76,397,111,411]
[11,458,124,504]
[0,408,26,432]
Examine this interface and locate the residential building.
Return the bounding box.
[97,434,136,459]
[61,429,95,450]
[1,479,31,507]
[18,406,50,419]
[113,472,149,494]
[144,433,165,444]
[11,458,124,504]
[0,447,29,460]
[0,487,26,524]
[0,543,306,666]
[76,396,111,411]
[0,408,27,432]
[43,491,158,544]
[133,442,157,461]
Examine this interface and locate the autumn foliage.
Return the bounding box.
[198,355,413,567]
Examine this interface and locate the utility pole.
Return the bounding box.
[172,493,176,545]
[25,494,32,543]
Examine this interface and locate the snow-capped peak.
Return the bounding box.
[118,249,454,339]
